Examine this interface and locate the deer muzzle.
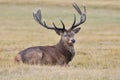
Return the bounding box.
[69,38,76,44]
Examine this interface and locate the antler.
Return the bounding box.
[33,3,86,32]
[33,9,65,31]
[70,3,86,30]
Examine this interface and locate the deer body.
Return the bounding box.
[15,3,86,65]
[17,39,74,65]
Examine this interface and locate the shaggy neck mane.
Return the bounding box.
[55,39,75,63]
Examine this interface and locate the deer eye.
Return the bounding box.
[64,34,68,37]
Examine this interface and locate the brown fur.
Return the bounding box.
[15,38,75,65]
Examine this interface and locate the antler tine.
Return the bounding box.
[70,3,86,30]
[81,5,86,23]
[33,9,58,30]
[73,3,82,14]
[52,22,59,30]
[33,10,45,27]
[71,14,76,30]
[60,20,65,30]
[33,9,41,24]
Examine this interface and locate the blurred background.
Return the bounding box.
[0,0,120,80]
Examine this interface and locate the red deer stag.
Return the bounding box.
[15,3,86,65]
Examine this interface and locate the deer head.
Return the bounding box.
[33,3,86,47]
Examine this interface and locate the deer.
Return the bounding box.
[14,3,86,65]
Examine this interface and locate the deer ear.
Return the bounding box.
[55,29,64,35]
[73,27,81,34]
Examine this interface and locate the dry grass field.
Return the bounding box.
[0,0,120,80]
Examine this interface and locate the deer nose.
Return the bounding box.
[71,39,76,43]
